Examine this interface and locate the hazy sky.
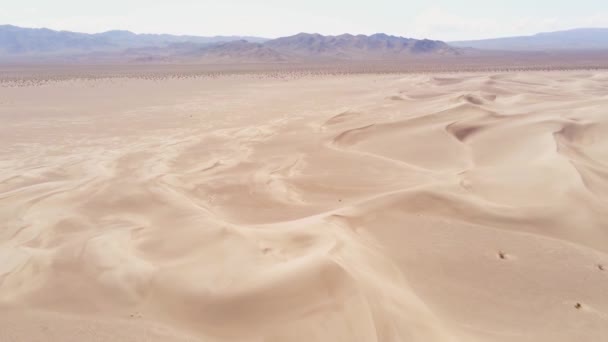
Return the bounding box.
[2,0,608,40]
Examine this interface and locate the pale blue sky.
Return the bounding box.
[1,0,607,40]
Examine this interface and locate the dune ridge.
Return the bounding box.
[1,70,607,341]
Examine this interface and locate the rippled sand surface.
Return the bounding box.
[1,71,607,341]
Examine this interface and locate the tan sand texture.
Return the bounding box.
[0,70,607,341]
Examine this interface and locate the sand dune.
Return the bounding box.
[1,70,607,341]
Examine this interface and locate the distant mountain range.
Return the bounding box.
[2,25,608,64]
[451,28,608,51]
[0,25,458,63]
[0,25,267,56]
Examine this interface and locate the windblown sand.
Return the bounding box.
[1,71,607,341]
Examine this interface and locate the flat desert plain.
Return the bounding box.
[0,69,607,342]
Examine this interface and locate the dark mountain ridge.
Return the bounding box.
[265,33,457,59]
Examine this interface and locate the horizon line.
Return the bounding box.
[2,23,608,42]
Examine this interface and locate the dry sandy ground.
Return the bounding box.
[0,70,607,341]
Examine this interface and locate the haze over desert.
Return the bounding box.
[0,67,607,341]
